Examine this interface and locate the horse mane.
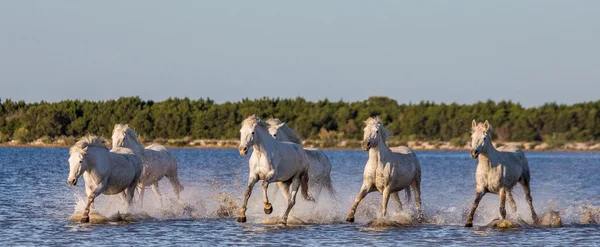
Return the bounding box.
[69,135,107,155]
[266,118,302,144]
[114,123,143,146]
[242,114,269,129]
[364,116,392,142]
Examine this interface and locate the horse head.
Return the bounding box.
[362,116,389,151]
[470,119,493,159]
[239,115,262,156]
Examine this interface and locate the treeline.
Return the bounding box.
[0,96,599,145]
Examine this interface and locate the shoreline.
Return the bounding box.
[1,139,600,152]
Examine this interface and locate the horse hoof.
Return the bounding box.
[264,205,273,215]
[80,216,90,223]
[237,216,247,223]
[346,217,355,223]
[465,222,473,227]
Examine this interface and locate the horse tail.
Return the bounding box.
[514,149,530,184]
[322,175,337,196]
[409,151,421,202]
[300,170,314,202]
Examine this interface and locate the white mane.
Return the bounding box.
[69,135,107,155]
[364,116,392,142]
[242,114,269,129]
[266,118,302,144]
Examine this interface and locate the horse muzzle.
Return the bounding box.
[361,141,371,151]
[239,146,248,156]
[470,150,479,159]
[68,178,78,186]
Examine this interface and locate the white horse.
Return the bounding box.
[238,115,313,225]
[67,136,142,223]
[112,124,184,207]
[465,120,538,227]
[266,118,335,197]
[346,117,424,223]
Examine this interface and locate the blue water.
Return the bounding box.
[1,147,599,246]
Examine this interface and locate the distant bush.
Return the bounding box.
[12,127,33,143]
[543,133,568,149]
[0,132,9,143]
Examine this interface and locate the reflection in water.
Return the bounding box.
[0,148,599,245]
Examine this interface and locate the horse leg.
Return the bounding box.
[381,187,391,218]
[137,187,145,208]
[411,180,424,222]
[86,185,95,210]
[465,190,486,227]
[282,176,301,225]
[262,180,273,214]
[81,180,108,223]
[346,183,370,223]
[151,183,163,207]
[507,189,517,214]
[124,183,137,212]
[391,192,403,214]
[238,176,258,223]
[519,178,538,223]
[499,188,507,220]
[166,174,184,201]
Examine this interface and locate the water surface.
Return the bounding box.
[1,147,599,246]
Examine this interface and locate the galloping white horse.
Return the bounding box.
[266,118,335,197]
[465,120,538,227]
[238,115,313,225]
[346,117,424,223]
[112,124,183,207]
[67,136,142,223]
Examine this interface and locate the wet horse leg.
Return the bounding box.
[282,176,301,225]
[166,173,184,201]
[237,176,258,223]
[499,188,507,220]
[81,180,108,223]
[391,192,403,214]
[465,190,486,227]
[262,180,273,214]
[520,179,538,223]
[151,183,163,207]
[346,183,370,223]
[137,187,145,208]
[411,180,424,222]
[381,187,391,218]
[507,189,517,214]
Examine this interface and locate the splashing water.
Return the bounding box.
[1,148,600,245]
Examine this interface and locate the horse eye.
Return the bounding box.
[376,131,379,133]
[274,134,277,137]
[251,132,254,135]
[79,160,82,163]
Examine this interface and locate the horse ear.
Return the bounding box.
[81,142,89,150]
[484,120,491,131]
[277,122,285,128]
[472,119,477,129]
[114,123,119,129]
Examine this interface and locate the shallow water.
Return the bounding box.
[1,147,599,246]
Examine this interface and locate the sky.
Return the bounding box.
[0,1,598,107]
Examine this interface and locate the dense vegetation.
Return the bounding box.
[0,96,598,145]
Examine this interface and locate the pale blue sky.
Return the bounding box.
[1,1,598,107]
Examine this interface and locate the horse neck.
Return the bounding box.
[125,136,145,153]
[368,138,392,165]
[84,147,111,178]
[277,131,294,143]
[253,126,278,154]
[478,139,498,167]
